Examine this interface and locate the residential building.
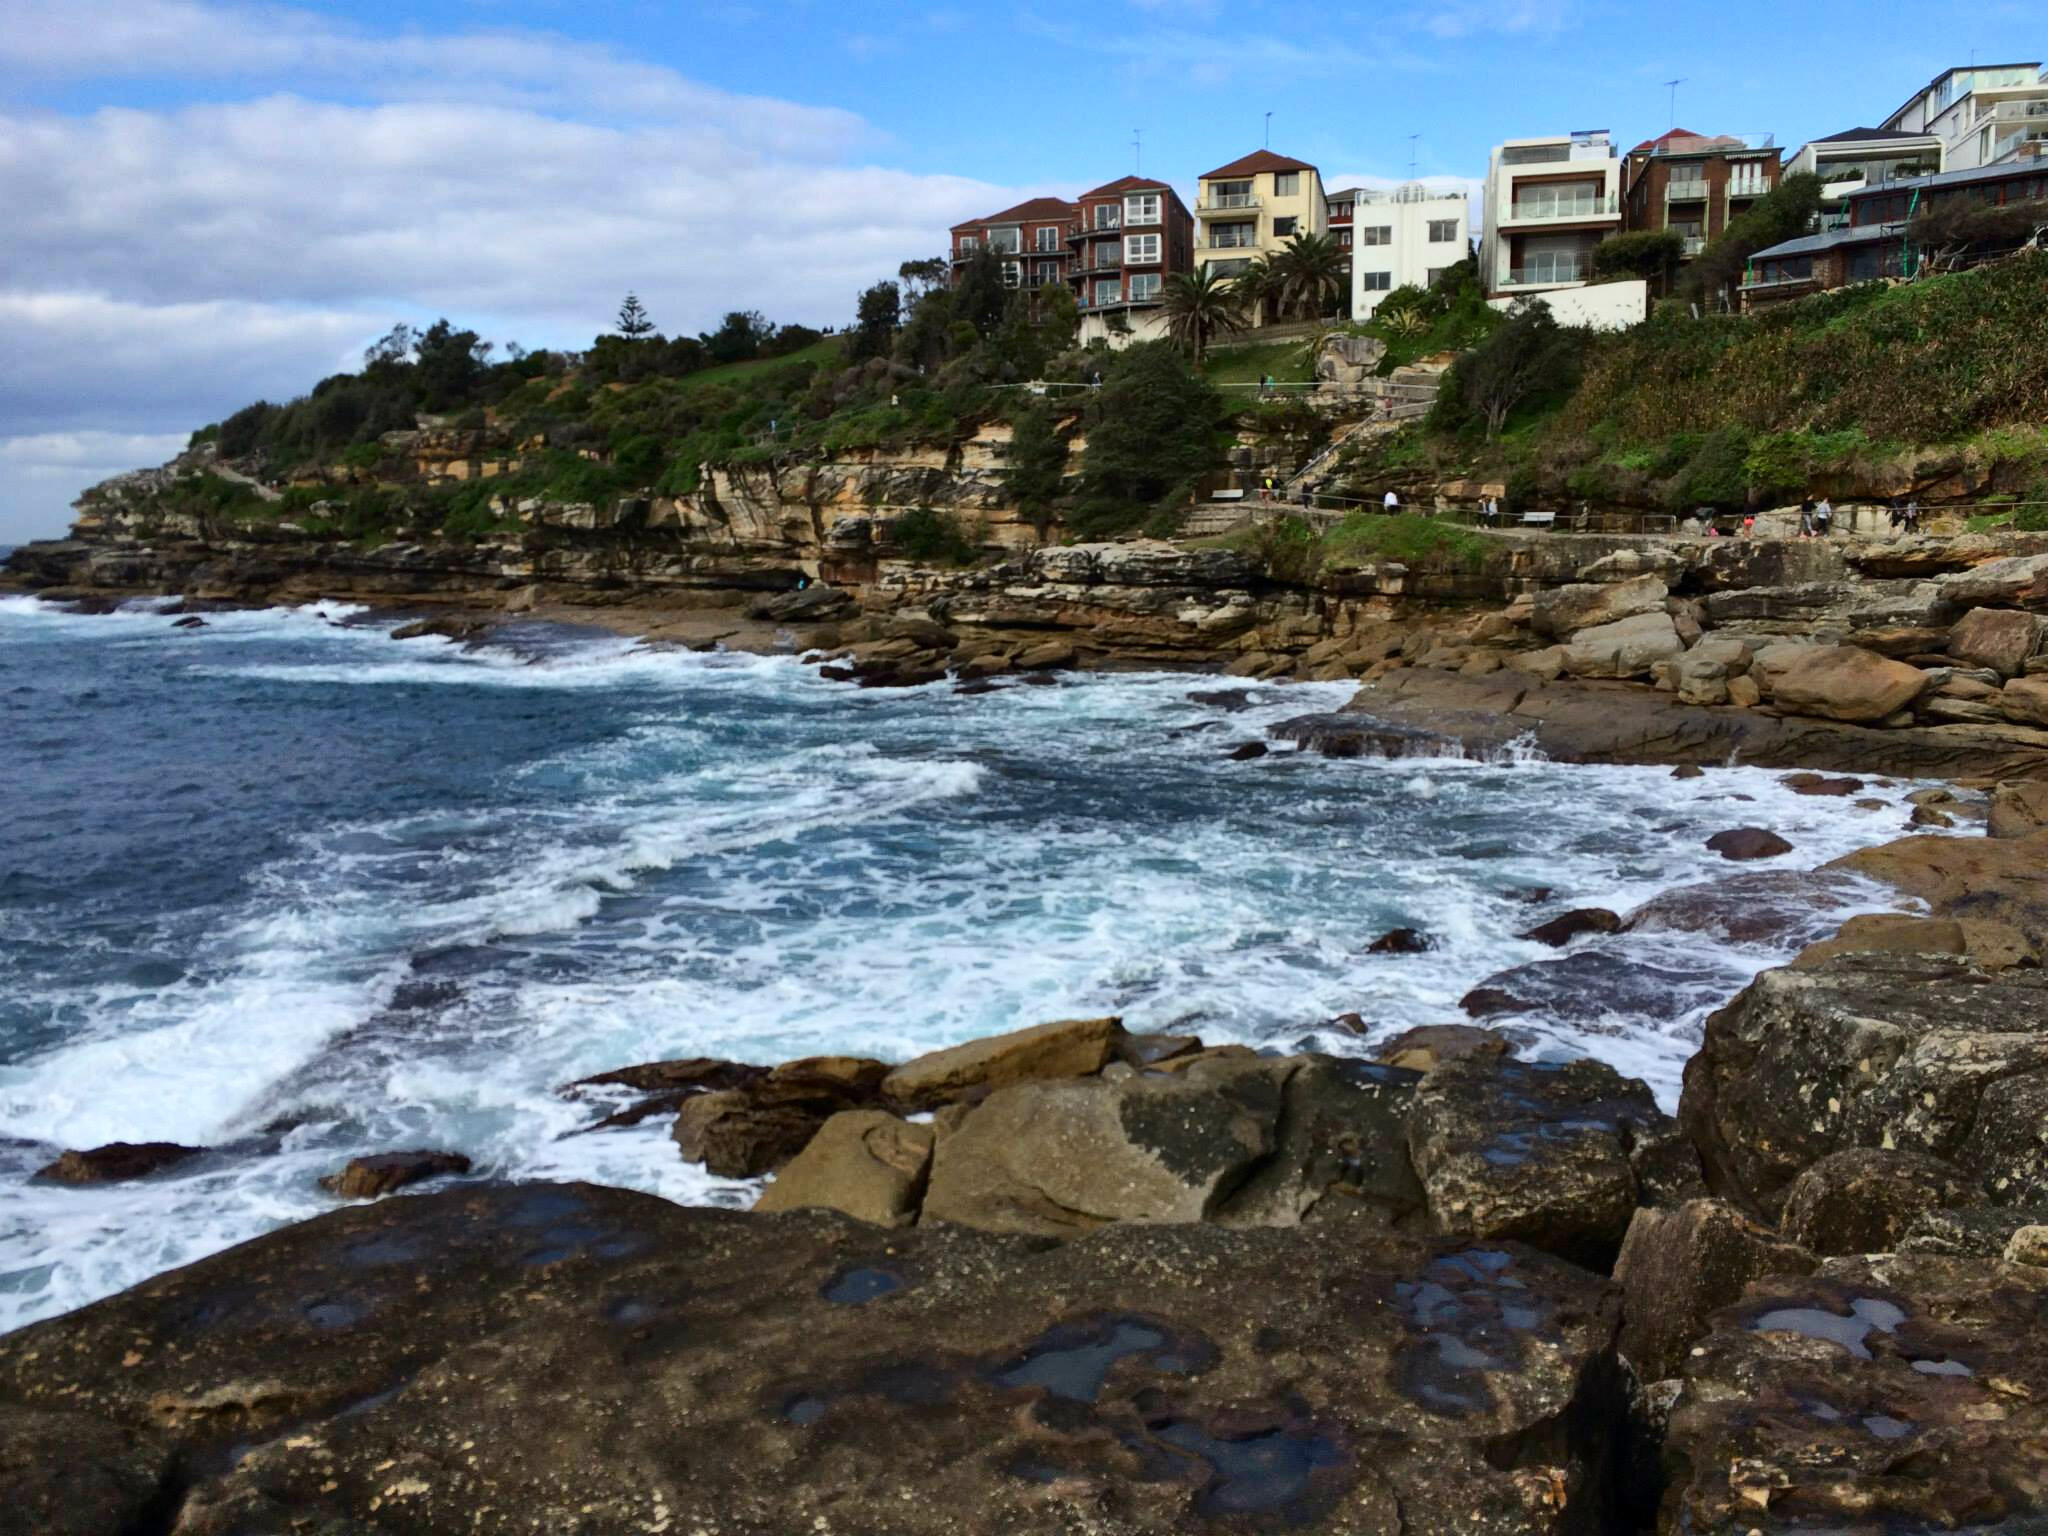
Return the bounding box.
[1478,130,1622,299]
[1068,175,1196,346]
[1622,129,1780,260]
[1193,149,1328,308]
[1741,159,2048,311]
[1881,63,2048,172]
[1348,184,1471,319]
[1324,185,1361,283]
[1787,127,1945,225]
[948,196,1079,292]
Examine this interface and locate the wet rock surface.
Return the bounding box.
[32,1141,204,1184]
[1663,1252,2048,1533]
[0,1404,175,1536]
[0,1183,1628,1536]
[319,1149,472,1201]
[1778,1148,1978,1257]
[1613,1199,1817,1383]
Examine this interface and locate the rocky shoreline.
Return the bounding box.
[5,779,2047,1533]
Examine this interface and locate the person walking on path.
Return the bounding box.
[1799,499,1816,539]
[1815,497,1833,537]
[1383,489,1400,515]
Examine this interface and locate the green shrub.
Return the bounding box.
[890,506,978,564]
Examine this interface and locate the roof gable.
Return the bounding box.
[1201,149,1317,181]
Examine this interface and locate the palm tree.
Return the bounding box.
[1160,269,1245,366]
[1230,257,1278,326]
[1274,232,1348,320]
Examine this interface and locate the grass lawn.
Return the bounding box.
[1203,338,1315,389]
[675,337,843,393]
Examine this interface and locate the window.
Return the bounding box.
[1094,204,1121,230]
[1209,221,1258,249]
[1328,200,1352,221]
[1274,215,1298,237]
[988,227,1021,254]
[1360,224,1392,246]
[1034,260,1061,286]
[1093,278,1121,306]
[1427,219,1459,242]
[1425,267,1449,286]
[1000,261,1022,288]
[1129,272,1162,301]
[1124,192,1161,225]
[957,235,980,253]
[1360,271,1392,291]
[1123,233,1161,263]
[1091,239,1120,269]
[1274,171,1300,197]
[1207,258,1250,277]
[1337,228,1352,247]
[1209,179,1254,209]
[1034,226,1061,252]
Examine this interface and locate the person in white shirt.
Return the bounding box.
[1383,490,1399,513]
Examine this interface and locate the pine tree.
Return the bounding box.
[616,293,655,338]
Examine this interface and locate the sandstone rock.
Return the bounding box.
[1530,574,1668,639]
[1560,611,1684,680]
[1611,1198,1817,1381]
[1901,1204,2048,1257]
[672,1061,887,1177]
[1223,740,1268,760]
[0,1404,175,1536]
[881,1016,1124,1113]
[1505,645,1566,681]
[752,1110,934,1227]
[0,1182,1631,1536]
[1663,1252,2048,1534]
[1828,829,2048,947]
[1780,1148,1978,1256]
[1625,868,1874,947]
[319,1150,471,1201]
[1938,549,2048,609]
[1849,624,1951,658]
[33,1142,203,1184]
[1517,908,1621,948]
[2001,674,2048,725]
[389,615,485,643]
[1947,605,2046,677]
[1368,926,1434,954]
[1705,827,1792,861]
[1671,763,1704,779]
[1724,672,1761,707]
[1407,1056,1685,1268]
[955,650,1011,679]
[1989,778,2048,838]
[747,584,857,623]
[563,1055,768,1131]
[921,1056,1421,1236]
[1791,913,1964,969]
[2007,1225,2048,1266]
[1012,638,1077,670]
[1781,771,1864,797]
[1768,645,1929,722]
[1680,952,2048,1217]
[1370,1025,1512,1076]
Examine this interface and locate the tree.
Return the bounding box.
[363,323,416,368]
[1433,303,1580,440]
[1230,257,1278,325]
[1273,231,1348,319]
[849,281,902,362]
[897,256,949,308]
[1160,268,1246,365]
[1076,341,1228,533]
[616,293,656,338]
[1003,401,1069,530]
[1590,229,1686,291]
[952,248,1010,339]
[701,310,773,364]
[1683,173,1823,309]
[1911,196,2048,273]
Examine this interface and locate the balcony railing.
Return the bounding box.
[1200,193,1261,210]
[1726,180,1771,199]
[1202,236,1262,251]
[1682,236,1707,256]
[1665,179,1709,202]
[1502,262,1586,287]
[1505,193,1618,222]
[1975,99,2048,125]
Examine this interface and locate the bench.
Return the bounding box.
[1519,509,1557,528]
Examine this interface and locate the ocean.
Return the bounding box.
[0,595,1923,1329]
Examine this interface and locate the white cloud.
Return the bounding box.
[0,1,1036,540]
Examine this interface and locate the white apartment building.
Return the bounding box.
[1882,62,2048,172]
[1478,130,1622,299]
[1347,185,1471,319]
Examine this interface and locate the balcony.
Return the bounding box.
[1682,236,1707,257]
[1200,192,1262,211]
[1502,261,1587,287]
[1504,192,1618,223]
[1974,99,2048,126]
[1726,180,1771,199]
[1201,236,1262,252]
[1664,179,1710,203]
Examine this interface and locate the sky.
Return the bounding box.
[0,1,2041,540]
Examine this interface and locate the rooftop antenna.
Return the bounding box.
[1407,133,1420,179]
[1664,78,1686,130]
[1133,127,1142,175]
[1264,110,1272,149]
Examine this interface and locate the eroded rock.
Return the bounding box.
[1779,1148,1978,1256]
[319,1150,472,1201]
[1612,1199,1816,1382]
[881,1016,1125,1113]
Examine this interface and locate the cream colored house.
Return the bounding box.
[1194,150,1328,289]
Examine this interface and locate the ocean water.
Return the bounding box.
[0,595,1929,1329]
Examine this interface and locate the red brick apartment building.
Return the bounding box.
[1621,129,1781,259]
[949,196,1079,291]
[1068,175,1195,320]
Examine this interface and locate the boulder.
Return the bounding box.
[33,1141,203,1184]
[1768,645,1929,723]
[1781,771,1864,797]
[1669,634,1754,707]
[1012,639,1077,671]
[0,1182,1631,1536]
[752,1110,934,1228]
[1827,829,2048,949]
[0,1405,175,1536]
[2001,674,2048,726]
[1223,740,1268,760]
[672,1062,886,1177]
[1791,913,1965,969]
[881,1016,1125,1113]
[1947,605,2046,677]
[1612,1199,1817,1381]
[1989,778,2048,838]
[1517,908,1621,948]
[1680,952,2048,1217]
[563,1054,772,1130]
[2008,1225,2048,1266]
[1625,868,1875,947]
[921,1055,1422,1237]
[1560,611,1684,680]
[1505,644,1566,681]
[1530,574,1668,639]
[1663,1252,2048,1534]
[319,1150,471,1201]
[1901,1204,2048,1257]
[1704,827,1792,861]
[1779,1148,1978,1256]
[1368,926,1434,954]
[1407,1056,1693,1268]
[1370,1025,1512,1076]
[1938,549,2048,609]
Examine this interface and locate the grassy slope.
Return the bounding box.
[1203,339,1316,388]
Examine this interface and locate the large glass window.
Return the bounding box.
[1208,222,1258,249]
[1209,180,1255,209]
[1129,273,1162,301]
[1274,171,1300,197]
[1426,219,1459,242]
[1034,226,1061,252]
[1093,278,1121,306]
[957,235,980,253]
[1123,233,1161,263]
[1001,261,1021,288]
[1360,224,1393,245]
[1124,192,1162,225]
[1360,271,1392,291]
[988,227,1021,253]
[1094,204,1121,230]
[1273,216,1298,237]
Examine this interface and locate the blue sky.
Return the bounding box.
[1,0,2041,540]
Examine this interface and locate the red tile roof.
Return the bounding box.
[951,195,1078,232]
[1200,149,1317,180]
[1079,175,1170,198]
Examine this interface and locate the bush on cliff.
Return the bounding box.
[1072,342,1228,538]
